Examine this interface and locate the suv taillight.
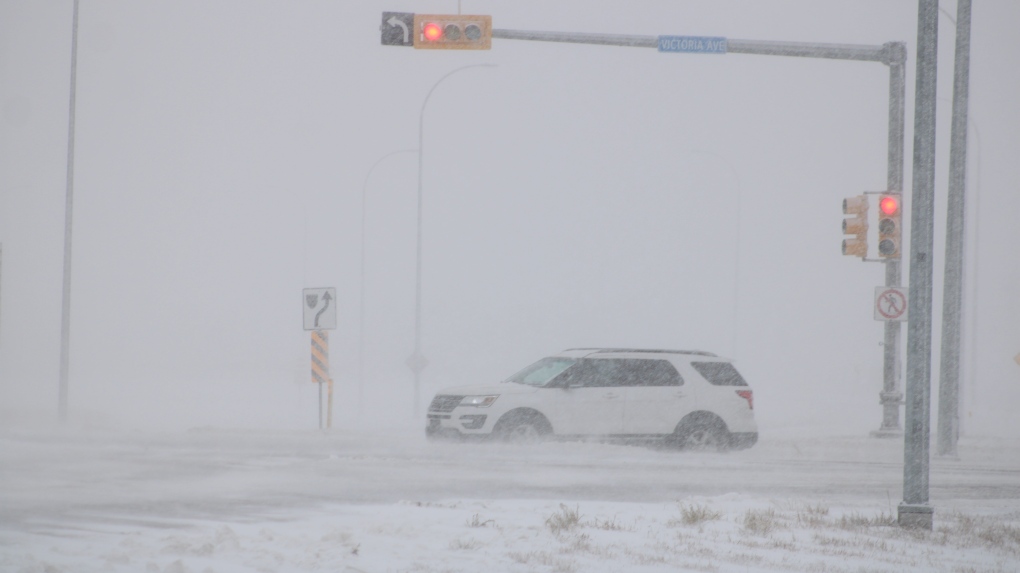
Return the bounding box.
[736,389,753,410]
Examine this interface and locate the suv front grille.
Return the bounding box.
[428,395,464,413]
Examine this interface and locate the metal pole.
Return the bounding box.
[411,64,495,417]
[361,149,416,419]
[874,42,908,437]
[59,0,81,423]
[492,29,891,63]
[937,0,971,458]
[327,378,334,429]
[899,0,938,531]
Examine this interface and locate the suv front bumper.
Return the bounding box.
[426,413,490,438]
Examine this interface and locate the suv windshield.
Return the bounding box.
[504,357,577,387]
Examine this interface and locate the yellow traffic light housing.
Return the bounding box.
[877,194,902,258]
[842,195,869,258]
[413,15,492,50]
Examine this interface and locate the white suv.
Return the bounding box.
[426,348,757,450]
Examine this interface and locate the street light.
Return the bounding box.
[58,0,81,423]
[360,149,417,418]
[411,63,496,417]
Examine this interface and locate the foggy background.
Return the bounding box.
[1,1,1018,437]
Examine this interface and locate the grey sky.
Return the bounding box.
[1,1,1017,435]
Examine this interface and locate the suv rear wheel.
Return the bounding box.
[672,413,730,451]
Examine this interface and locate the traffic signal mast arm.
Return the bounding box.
[491,29,898,63]
[383,13,905,67]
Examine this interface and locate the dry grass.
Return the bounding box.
[448,536,482,550]
[742,508,779,535]
[586,515,632,531]
[838,511,896,530]
[546,504,583,534]
[936,511,1020,555]
[465,513,494,528]
[522,502,1020,572]
[672,503,723,526]
[508,550,577,572]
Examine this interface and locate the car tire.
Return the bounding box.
[493,410,551,443]
[671,414,731,452]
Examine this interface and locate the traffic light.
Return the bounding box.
[413,14,492,49]
[877,193,902,258]
[842,195,869,258]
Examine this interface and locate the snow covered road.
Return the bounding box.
[2,426,1019,572]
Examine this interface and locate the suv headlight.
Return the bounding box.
[459,395,499,408]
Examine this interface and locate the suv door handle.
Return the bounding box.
[674,391,687,398]
[602,392,620,399]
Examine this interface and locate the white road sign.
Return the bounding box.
[303,287,337,330]
[874,286,908,321]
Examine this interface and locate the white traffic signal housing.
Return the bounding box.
[842,195,869,258]
[413,15,492,50]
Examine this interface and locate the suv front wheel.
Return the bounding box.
[493,410,552,443]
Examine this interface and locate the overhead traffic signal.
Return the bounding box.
[842,195,869,258]
[877,193,902,258]
[413,14,492,50]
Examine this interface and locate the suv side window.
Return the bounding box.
[553,359,626,387]
[563,358,683,387]
[554,358,686,387]
[568,359,625,387]
[691,361,748,386]
[623,359,684,386]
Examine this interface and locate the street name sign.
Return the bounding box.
[658,36,727,54]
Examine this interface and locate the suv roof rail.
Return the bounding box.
[565,348,718,357]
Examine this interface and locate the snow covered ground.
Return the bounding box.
[2,424,1019,572]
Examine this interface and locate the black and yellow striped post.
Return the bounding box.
[311,330,334,429]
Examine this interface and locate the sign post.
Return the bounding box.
[304,288,337,429]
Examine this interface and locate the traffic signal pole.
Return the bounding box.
[879,46,907,438]
[899,0,939,531]
[492,28,909,437]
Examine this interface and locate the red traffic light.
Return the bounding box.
[422,22,443,41]
[879,195,900,216]
[413,14,492,49]
[877,193,902,258]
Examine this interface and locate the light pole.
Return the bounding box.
[410,63,496,417]
[360,149,417,417]
[59,0,81,423]
[936,0,973,457]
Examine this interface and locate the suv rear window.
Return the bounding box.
[691,362,747,386]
